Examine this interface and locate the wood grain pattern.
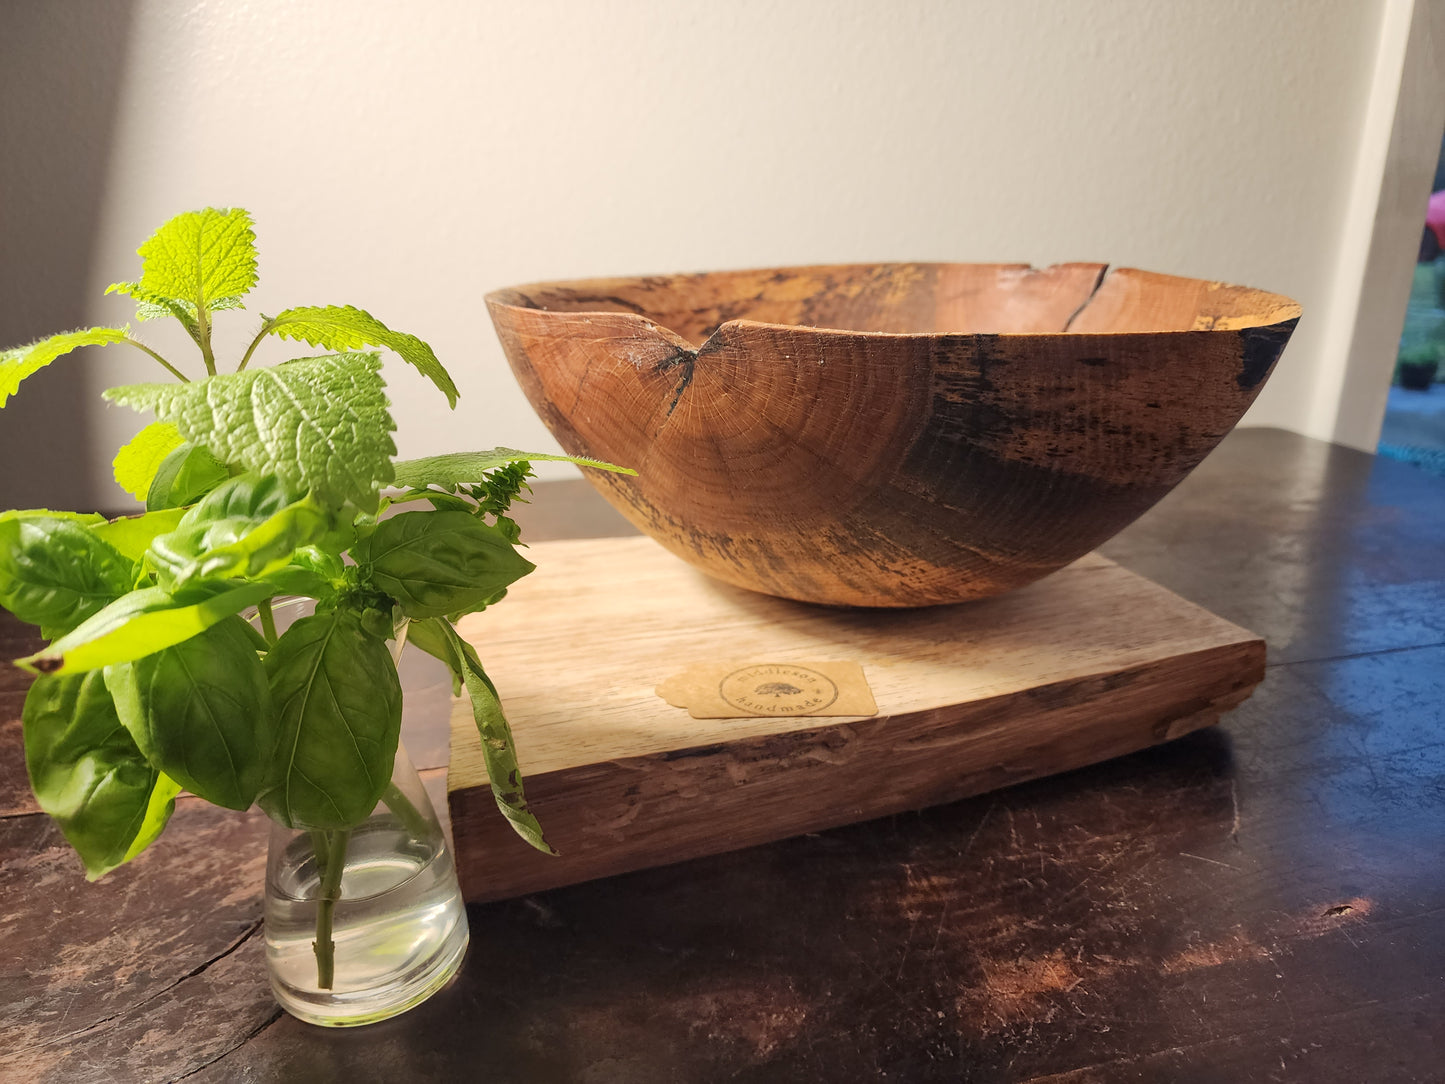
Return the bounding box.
[446,537,1264,903]
[487,262,1301,606]
[9,432,1445,1082]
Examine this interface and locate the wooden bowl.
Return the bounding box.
[487,263,1300,607]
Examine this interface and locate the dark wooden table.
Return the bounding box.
[3,427,1443,1083]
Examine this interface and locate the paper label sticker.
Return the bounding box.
[657,661,878,719]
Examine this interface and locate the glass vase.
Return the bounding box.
[263,740,470,1027]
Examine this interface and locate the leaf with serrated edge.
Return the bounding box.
[128,208,257,312]
[0,328,129,408]
[105,353,397,512]
[109,285,241,318]
[134,302,179,324]
[107,282,200,336]
[113,421,185,501]
[266,305,458,408]
[392,448,635,489]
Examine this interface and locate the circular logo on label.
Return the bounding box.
[718,664,839,716]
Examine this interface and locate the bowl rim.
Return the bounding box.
[485,261,1302,345]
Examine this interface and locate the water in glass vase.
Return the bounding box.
[265,816,469,1026]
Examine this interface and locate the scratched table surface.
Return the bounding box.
[2,427,1443,1083]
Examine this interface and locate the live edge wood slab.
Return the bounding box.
[447,536,1264,903]
[7,430,1445,1082]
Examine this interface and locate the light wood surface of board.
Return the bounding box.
[447,536,1265,902]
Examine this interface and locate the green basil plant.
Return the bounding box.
[0,208,632,986]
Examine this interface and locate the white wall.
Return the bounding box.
[0,0,1401,508]
[1327,0,1445,449]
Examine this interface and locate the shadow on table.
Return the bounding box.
[234,726,1239,1083]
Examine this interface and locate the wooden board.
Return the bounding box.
[447,537,1264,903]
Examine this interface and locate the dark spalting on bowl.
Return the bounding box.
[487,263,1301,607]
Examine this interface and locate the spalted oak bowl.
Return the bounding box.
[487,263,1300,607]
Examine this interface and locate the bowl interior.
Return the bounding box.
[489,263,1302,346]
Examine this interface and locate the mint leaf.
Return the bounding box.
[111,287,248,330]
[392,448,636,489]
[120,208,257,314]
[106,283,201,339]
[113,421,185,501]
[134,300,183,324]
[105,353,397,512]
[0,327,129,408]
[264,305,457,408]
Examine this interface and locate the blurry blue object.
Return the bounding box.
[1378,442,1445,477]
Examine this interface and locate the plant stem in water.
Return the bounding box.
[382,782,432,844]
[258,597,279,646]
[312,827,351,990]
[309,828,330,872]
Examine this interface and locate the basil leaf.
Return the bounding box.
[148,475,331,591]
[261,566,333,602]
[405,614,461,670]
[90,508,187,563]
[122,770,184,864]
[403,615,462,696]
[146,441,231,511]
[433,619,555,855]
[105,616,273,811]
[178,471,295,522]
[262,545,345,602]
[355,511,534,620]
[0,517,134,634]
[0,509,106,528]
[16,581,277,675]
[258,608,402,829]
[23,670,182,879]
